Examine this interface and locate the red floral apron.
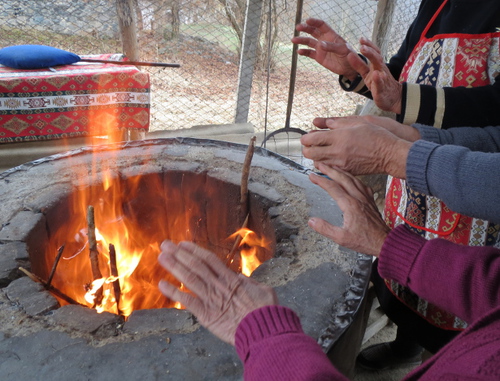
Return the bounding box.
[384,0,500,330]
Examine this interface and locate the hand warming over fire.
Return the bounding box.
[347,38,403,114]
[301,115,414,179]
[293,18,359,81]
[308,164,390,257]
[311,115,421,143]
[158,241,278,346]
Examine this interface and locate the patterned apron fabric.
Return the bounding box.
[384,0,500,330]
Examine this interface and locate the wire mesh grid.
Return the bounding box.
[0,0,420,136]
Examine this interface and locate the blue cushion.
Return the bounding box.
[0,45,80,69]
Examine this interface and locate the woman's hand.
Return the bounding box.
[158,241,278,346]
[301,115,413,178]
[312,115,421,142]
[293,18,359,81]
[348,38,403,114]
[293,20,404,113]
[308,164,391,257]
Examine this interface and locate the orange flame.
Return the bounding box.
[37,114,272,317]
[173,283,186,310]
[42,154,271,318]
[229,228,270,276]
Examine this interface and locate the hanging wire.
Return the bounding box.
[263,0,274,147]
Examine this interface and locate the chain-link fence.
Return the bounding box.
[1,0,420,134]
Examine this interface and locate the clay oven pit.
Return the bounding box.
[0,138,370,380]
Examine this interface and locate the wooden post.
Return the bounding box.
[116,0,139,61]
[129,129,146,140]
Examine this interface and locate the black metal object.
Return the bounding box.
[80,58,180,68]
[262,0,307,146]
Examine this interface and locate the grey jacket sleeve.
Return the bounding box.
[414,124,500,152]
[406,139,500,224]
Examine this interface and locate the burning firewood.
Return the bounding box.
[226,136,256,266]
[108,243,123,316]
[240,136,256,216]
[46,244,65,288]
[225,214,249,266]
[87,205,104,306]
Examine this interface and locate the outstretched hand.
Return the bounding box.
[312,115,421,142]
[293,18,359,81]
[301,115,413,178]
[158,241,278,346]
[308,164,390,256]
[347,38,403,114]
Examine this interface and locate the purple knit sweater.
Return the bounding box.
[235,225,500,380]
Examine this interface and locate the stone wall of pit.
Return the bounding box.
[0,138,371,380]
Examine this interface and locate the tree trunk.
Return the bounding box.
[152,0,168,37]
[219,0,246,47]
[116,0,139,61]
[258,0,278,70]
[171,0,180,39]
[132,0,143,31]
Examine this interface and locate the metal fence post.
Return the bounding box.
[371,0,396,60]
[234,0,263,124]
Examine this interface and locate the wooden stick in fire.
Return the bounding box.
[225,214,249,266]
[240,136,256,215]
[18,266,82,306]
[87,205,104,306]
[108,243,123,316]
[226,136,256,265]
[46,244,65,288]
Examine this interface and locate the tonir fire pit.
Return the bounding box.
[0,138,371,380]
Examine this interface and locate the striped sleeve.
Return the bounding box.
[398,83,446,128]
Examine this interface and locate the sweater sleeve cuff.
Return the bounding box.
[397,82,420,125]
[235,305,304,361]
[378,225,427,286]
[406,140,440,195]
[397,84,446,128]
[338,54,370,95]
[413,123,442,143]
